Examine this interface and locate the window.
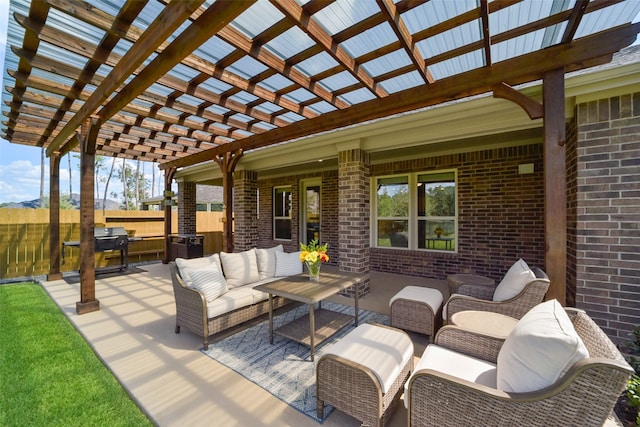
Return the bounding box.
[274,186,292,240]
[374,170,456,251]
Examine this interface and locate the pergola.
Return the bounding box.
[2,0,639,314]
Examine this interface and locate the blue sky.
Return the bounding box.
[0,0,638,203]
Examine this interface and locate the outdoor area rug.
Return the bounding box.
[201,302,390,422]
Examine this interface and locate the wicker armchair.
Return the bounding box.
[407,308,634,427]
[444,266,550,322]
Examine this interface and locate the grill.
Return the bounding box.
[62,227,135,271]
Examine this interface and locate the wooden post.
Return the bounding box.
[76,117,101,314]
[163,167,176,264]
[543,69,567,305]
[47,153,62,281]
[213,150,243,253]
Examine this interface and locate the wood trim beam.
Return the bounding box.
[492,82,543,120]
[47,153,62,281]
[47,0,206,156]
[271,0,388,97]
[4,1,49,136]
[163,167,176,264]
[561,0,589,43]
[32,1,146,151]
[160,22,639,170]
[377,0,434,84]
[76,117,101,314]
[49,0,311,123]
[480,0,492,66]
[213,149,243,252]
[217,25,350,110]
[543,69,567,305]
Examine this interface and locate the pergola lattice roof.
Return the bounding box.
[2,0,639,170]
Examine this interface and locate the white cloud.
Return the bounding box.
[0,160,44,202]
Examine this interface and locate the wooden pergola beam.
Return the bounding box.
[76,117,101,315]
[377,0,434,84]
[272,0,388,97]
[46,0,207,156]
[543,69,567,304]
[160,22,639,170]
[213,150,243,252]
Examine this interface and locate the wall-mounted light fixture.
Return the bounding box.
[518,163,534,174]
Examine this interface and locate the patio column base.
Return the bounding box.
[339,278,370,298]
[47,272,63,281]
[76,299,100,314]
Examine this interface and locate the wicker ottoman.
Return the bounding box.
[316,324,413,427]
[390,286,444,337]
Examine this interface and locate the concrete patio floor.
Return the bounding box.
[39,262,623,427]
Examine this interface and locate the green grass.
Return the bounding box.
[0,282,152,427]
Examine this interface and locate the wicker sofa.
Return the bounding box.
[406,300,633,427]
[169,245,301,349]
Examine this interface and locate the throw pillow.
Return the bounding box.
[175,254,222,287]
[255,244,284,280]
[188,263,228,303]
[496,299,589,393]
[274,251,303,276]
[219,248,260,288]
[492,258,536,301]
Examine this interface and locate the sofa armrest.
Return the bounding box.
[456,284,495,299]
[444,277,549,322]
[434,325,504,363]
[169,262,208,334]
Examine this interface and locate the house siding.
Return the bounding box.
[575,92,640,343]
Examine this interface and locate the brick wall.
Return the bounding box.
[177,181,196,235]
[566,114,579,307]
[256,171,340,260]
[338,149,370,274]
[575,92,640,343]
[370,144,545,283]
[233,170,258,251]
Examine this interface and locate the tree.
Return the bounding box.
[67,153,73,197]
[114,159,150,210]
[102,157,117,214]
[424,184,455,216]
[39,147,45,207]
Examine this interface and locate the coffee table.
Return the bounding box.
[254,266,368,361]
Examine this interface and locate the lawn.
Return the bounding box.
[0,282,152,427]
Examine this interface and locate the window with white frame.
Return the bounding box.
[273,186,292,240]
[374,170,457,251]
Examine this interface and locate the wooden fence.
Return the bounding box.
[0,209,224,279]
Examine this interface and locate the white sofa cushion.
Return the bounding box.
[405,344,497,408]
[175,254,222,287]
[220,248,260,288]
[324,324,414,394]
[492,258,536,301]
[206,287,256,318]
[496,299,589,393]
[255,244,284,279]
[189,262,228,303]
[274,251,303,276]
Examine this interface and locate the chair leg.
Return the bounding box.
[316,399,325,420]
[203,339,209,351]
[175,324,180,334]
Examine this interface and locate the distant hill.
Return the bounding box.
[1,194,121,210]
